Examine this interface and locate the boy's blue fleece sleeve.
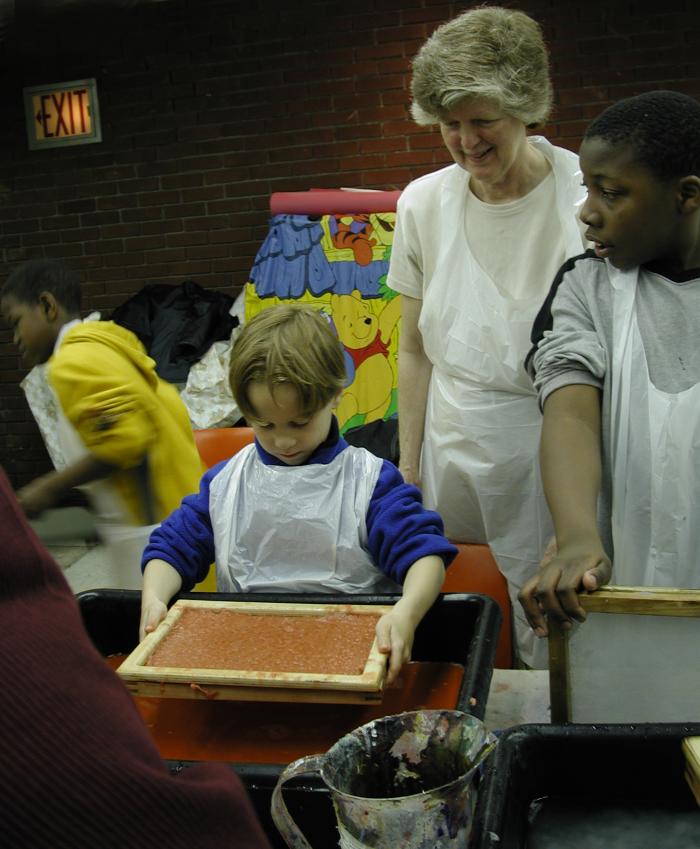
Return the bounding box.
[141,464,222,590]
[366,460,457,584]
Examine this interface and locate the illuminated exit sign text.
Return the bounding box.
[23,78,102,150]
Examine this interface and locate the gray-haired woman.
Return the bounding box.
[388,7,587,668]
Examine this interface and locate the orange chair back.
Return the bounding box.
[441,542,513,668]
[193,427,255,469]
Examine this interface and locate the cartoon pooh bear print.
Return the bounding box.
[331,289,401,431]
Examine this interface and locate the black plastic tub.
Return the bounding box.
[470,722,700,849]
[77,589,500,719]
[78,589,500,849]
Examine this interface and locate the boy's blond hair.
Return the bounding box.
[410,6,552,128]
[229,305,346,420]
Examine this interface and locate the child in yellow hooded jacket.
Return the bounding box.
[2,259,204,588]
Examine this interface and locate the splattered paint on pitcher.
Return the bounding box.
[271,710,497,849]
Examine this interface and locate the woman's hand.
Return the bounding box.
[397,294,431,492]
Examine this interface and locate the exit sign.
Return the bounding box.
[23,78,102,150]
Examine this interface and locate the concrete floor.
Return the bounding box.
[30,506,110,594]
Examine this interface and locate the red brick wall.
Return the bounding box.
[1,0,698,487]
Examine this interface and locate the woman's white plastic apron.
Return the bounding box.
[418,144,584,667]
[609,267,700,588]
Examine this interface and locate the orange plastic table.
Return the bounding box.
[107,657,464,764]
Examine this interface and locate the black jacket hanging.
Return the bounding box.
[111,280,239,383]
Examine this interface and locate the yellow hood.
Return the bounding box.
[59,320,160,391]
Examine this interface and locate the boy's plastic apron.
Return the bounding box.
[418,177,553,669]
[210,445,400,595]
[609,267,700,587]
[55,407,156,590]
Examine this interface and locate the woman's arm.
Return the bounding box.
[397,294,432,487]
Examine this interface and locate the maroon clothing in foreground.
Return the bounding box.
[0,467,272,849]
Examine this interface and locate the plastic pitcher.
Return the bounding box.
[271,709,497,849]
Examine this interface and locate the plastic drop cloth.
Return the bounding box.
[21,363,66,469]
[180,292,244,429]
[19,312,102,470]
[180,332,242,429]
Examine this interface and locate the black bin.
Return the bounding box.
[78,589,501,849]
[470,722,700,849]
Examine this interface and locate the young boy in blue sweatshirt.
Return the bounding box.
[141,305,456,683]
[519,90,700,636]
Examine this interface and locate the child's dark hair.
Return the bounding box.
[584,90,700,181]
[2,259,82,313]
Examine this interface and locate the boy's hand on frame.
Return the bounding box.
[375,610,415,686]
[139,559,183,642]
[377,553,444,684]
[518,542,612,638]
[139,598,168,643]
